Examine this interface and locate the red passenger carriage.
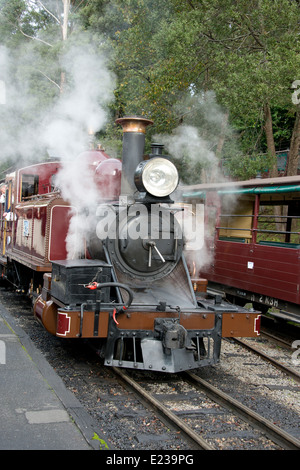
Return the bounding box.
[182,176,300,323]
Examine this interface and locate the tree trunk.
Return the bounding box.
[60,0,71,93]
[286,105,300,176]
[263,102,278,178]
[211,111,229,183]
[216,111,229,159]
[62,0,71,41]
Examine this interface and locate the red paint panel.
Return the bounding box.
[17,162,61,202]
[32,206,47,259]
[56,311,71,336]
[49,205,72,260]
[208,240,300,305]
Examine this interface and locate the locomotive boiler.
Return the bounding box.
[0,116,260,373]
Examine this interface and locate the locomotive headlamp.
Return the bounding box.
[135,157,179,197]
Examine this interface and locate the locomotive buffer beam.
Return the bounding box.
[104,312,222,373]
[82,281,134,337]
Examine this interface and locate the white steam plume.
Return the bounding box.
[0,38,116,259]
[43,43,116,258]
[159,124,218,176]
[154,91,230,276]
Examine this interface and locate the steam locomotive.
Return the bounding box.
[0,116,260,373]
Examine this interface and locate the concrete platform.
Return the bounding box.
[0,300,107,450]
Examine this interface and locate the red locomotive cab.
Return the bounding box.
[94,158,122,199]
[1,173,16,262]
[17,162,61,202]
[0,181,10,263]
[8,161,71,275]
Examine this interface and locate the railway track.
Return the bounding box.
[233,337,300,383]
[1,285,299,451]
[112,367,300,451]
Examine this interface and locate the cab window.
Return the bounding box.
[21,174,39,199]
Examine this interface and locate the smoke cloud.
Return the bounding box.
[159,124,218,179]
[155,91,228,184]
[154,91,231,276]
[43,43,116,258]
[0,36,116,258]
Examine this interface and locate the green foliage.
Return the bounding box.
[0,0,28,47]
[92,432,109,450]
[90,0,299,178]
[0,0,299,179]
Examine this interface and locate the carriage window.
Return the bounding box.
[21,174,39,199]
[257,202,300,247]
[218,197,254,243]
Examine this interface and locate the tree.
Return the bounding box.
[0,0,33,47]
[0,0,116,166]
[1,0,299,180]
[98,0,300,179]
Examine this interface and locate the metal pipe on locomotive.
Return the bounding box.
[0,116,260,373]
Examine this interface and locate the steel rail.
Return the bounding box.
[113,366,300,451]
[233,337,300,383]
[185,371,300,451]
[112,367,215,450]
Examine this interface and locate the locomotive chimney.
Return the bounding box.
[116,116,153,198]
